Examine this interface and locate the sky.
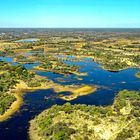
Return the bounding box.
[0,0,140,28]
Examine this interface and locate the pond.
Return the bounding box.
[16,38,40,43]
[0,55,139,140]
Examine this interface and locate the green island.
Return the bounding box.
[33,57,81,75]
[29,90,140,140]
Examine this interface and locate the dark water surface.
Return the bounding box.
[0,56,140,140]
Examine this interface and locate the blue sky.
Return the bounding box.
[0,0,140,28]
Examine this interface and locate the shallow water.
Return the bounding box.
[16,38,39,43]
[0,56,40,70]
[0,56,140,140]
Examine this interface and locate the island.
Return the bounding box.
[29,90,140,140]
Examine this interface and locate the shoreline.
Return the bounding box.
[0,76,97,122]
[33,66,88,76]
[75,55,140,72]
[60,85,97,101]
[0,93,23,122]
[29,90,140,140]
[0,78,52,122]
[29,119,42,140]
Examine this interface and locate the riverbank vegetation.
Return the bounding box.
[0,61,35,91]
[0,94,16,115]
[0,60,96,121]
[0,61,35,119]
[29,90,140,140]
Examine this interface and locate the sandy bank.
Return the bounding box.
[0,74,97,122]
[60,85,97,101]
[0,93,23,122]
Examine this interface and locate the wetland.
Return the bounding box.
[0,28,140,140]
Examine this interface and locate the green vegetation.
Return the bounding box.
[27,78,47,87]
[0,61,35,93]
[136,71,140,78]
[1,32,140,72]
[79,43,140,71]
[0,61,35,115]
[0,30,140,138]
[19,43,33,49]
[29,90,140,140]
[34,56,80,75]
[31,38,140,71]
[0,94,16,115]
[0,49,14,57]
